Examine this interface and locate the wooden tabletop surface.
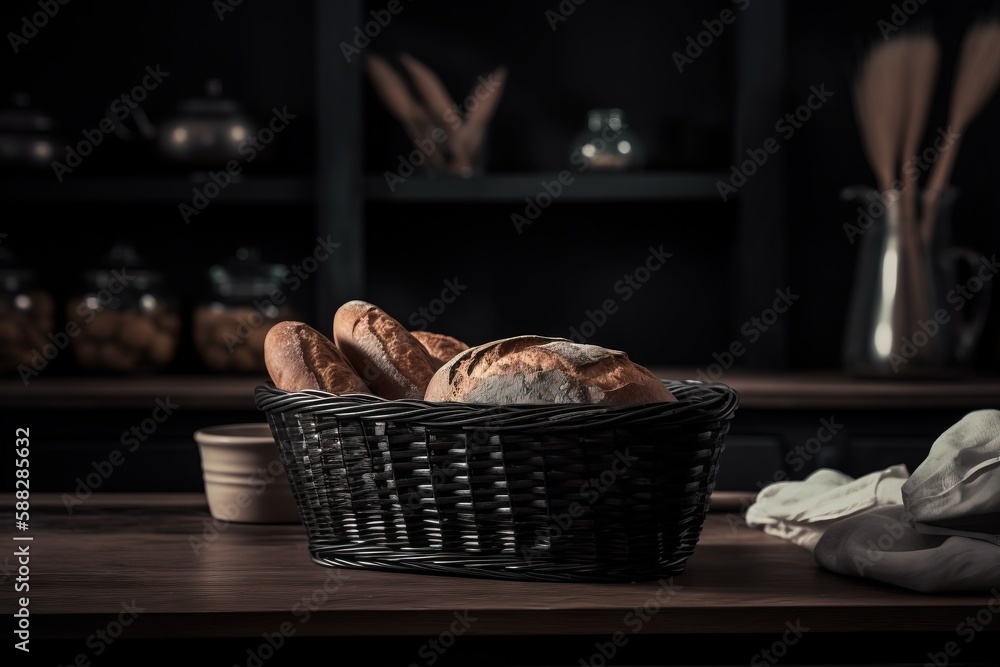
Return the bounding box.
[3,493,996,641]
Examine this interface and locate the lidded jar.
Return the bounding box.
[0,248,54,373]
[67,243,180,373]
[569,109,645,171]
[194,247,294,373]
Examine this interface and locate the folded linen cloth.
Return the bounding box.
[746,409,1000,593]
[744,465,908,551]
[902,409,1000,546]
[812,505,1000,593]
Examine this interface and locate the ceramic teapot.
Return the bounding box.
[107,78,256,166]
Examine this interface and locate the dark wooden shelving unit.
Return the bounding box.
[365,171,729,202]
[6,372,1000,411]
[0,175,313,203]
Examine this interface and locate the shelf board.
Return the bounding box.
[0,175,314,204]
[1,375,264,410]
[365,171,727,202]
[651,368,1000,410]
[3,371,999,411]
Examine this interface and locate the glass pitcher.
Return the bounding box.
[840,186,991,377]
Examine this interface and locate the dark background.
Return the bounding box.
[1,0,997,373]
[1,0,999,494]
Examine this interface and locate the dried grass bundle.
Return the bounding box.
[922,20,1000,244]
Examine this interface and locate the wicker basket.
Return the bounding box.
[255,379,739,582]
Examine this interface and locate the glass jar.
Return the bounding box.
[569,108,645,171]
[194,247,295,373]
[0,263,54,372]
[67,244,180,373]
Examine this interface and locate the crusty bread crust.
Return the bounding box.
[333,301,436,399]
[264,321,370,394]
[424,335,676,405]
[411,331,470,370]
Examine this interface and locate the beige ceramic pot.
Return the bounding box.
[193,423,300,523]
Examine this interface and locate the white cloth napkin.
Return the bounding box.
[744,465,908,551]
[902,409,1000,546]
[813,505,1000,593]
[744,410,1000,592]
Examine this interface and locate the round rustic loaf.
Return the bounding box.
[264,321,370,394]
[333,300,437,399]
[423,335,676,405]
[411,330,470,370]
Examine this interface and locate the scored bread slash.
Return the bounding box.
[410,330,470,370]
[333,300,437,400]
[423,335,677,406]
[264,321,370,394]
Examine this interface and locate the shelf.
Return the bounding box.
[4,372,1000,411]
[0,375,263,410]
[651,368,1000,410]
[0,175,313,204]
[365,171,728,203]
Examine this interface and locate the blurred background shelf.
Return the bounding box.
[5,372,1000,411]
[0,175,314,204]
[0,375,264,410]
[365,171,729,202]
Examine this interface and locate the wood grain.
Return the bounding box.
[2,493,995,640]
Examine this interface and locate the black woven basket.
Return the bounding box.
[255,379,739,582]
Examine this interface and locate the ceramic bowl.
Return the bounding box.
[193,423,300,524]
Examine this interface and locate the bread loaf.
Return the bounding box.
[423,335,676,406]
[411,330,470,370]
[264,321,370,394]
[333,301,437,399]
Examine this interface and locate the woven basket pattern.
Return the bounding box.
[256,380,738,582]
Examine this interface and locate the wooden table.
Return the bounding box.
[4,493,998,666]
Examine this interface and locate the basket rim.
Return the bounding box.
[255,379,739,432]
